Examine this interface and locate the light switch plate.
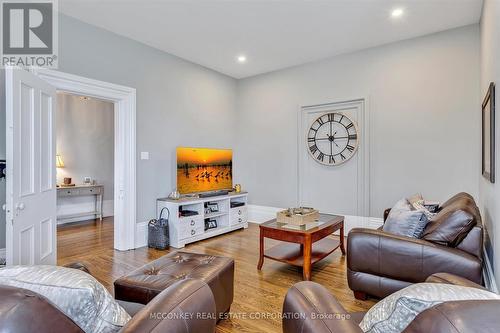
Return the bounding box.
[140,152,149,160]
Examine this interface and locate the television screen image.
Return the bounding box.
[176,147,233,194]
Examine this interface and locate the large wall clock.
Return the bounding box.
[307,112,359,165]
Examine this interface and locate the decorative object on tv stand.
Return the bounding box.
[148,207,170,250]
[482,82,495,183]
[277,207,320,226]
[176,147,233,195]
[62,177,75,187]
[83,177,92,185]
[234,184,241,193]
[205,218,217,231]
[307,112,359,166]
[168,189,181,200]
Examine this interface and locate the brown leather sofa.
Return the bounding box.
[347,192,483,299]
[0,278,217,333]
[282,273,500,333]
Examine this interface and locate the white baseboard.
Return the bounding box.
[135,221,148,248]
[483,247,498,293]
[57,199,114,224]
[247,205,282,223]
[247,204,383,234]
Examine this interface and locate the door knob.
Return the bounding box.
[15,202,25,211]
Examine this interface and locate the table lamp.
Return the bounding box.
[56,154,65,168]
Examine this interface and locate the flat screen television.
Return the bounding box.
[176,147,233,195]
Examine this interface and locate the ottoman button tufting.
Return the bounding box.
[145,267,159,275]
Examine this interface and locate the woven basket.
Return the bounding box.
[148,207,170,250]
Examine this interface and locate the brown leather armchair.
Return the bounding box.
[347,192,483,299]
[0,278,216,333]
[282,273,500,333]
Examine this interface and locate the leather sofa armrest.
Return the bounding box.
[120,279,216,333]
[282,281,362,333]
[426,273,486,290]
[403,300,500,333]
[347,228,483,284]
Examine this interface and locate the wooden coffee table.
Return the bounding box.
[257,214,345,280]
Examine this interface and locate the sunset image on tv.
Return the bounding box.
[176,147,233,194]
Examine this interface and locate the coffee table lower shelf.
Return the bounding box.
[264,237,340,267]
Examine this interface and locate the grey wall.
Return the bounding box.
[57,14,237,223]
[235,25,480,217]
[56,92,114,199]
[479,0,500,288]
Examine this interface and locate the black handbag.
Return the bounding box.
[148,207,170,250]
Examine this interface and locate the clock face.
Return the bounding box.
[307,112,359,165]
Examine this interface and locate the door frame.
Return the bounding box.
[297,98,370,217]
[34,69,137,251]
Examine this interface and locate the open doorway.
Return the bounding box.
[5,68,136,266]
[55,92,114,250]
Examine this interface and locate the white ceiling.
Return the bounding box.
[59,0,483,79]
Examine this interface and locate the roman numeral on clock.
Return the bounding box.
[329,155,335,164]
[317,152,324,162]
[309,144,318,154]
[346,123,353,130]
[346,144,355,152]
[317,117,324,125]
[307,137,315,143]
[340,153,346,160]
[327,113,334,122]
[348,134,357,140]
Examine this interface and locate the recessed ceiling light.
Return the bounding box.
[237,55,247,63]
[391,8,404,18]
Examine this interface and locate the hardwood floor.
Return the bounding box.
[57,217,375,333]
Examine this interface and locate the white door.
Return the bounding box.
[298,99,368,217]
[5,68,57,265]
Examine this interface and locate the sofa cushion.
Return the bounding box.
[359,283,500,333]
[422,202,477,247]
[0,265,130,333]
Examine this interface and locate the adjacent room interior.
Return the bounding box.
[55,92,115,253]
[2,1,500,333]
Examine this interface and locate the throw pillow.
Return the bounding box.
[383,209,428,238]
[359,283,500,333]
[406,193,423,207]
[383,198,428,238]
[0,265,131,333]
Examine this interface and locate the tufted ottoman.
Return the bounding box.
[114,251,234,318]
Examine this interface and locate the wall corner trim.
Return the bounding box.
[483,246,498,293]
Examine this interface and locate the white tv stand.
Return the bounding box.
[157,192,248,248]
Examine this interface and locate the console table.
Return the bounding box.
[57,184,104,223]
[157,192,248,248]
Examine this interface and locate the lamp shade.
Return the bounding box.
[56,155,65,168]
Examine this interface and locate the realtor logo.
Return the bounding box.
[1,0,58,68]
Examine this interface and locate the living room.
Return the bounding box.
[1,0,500,332]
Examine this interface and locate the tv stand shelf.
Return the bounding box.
[157,192,248,248]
